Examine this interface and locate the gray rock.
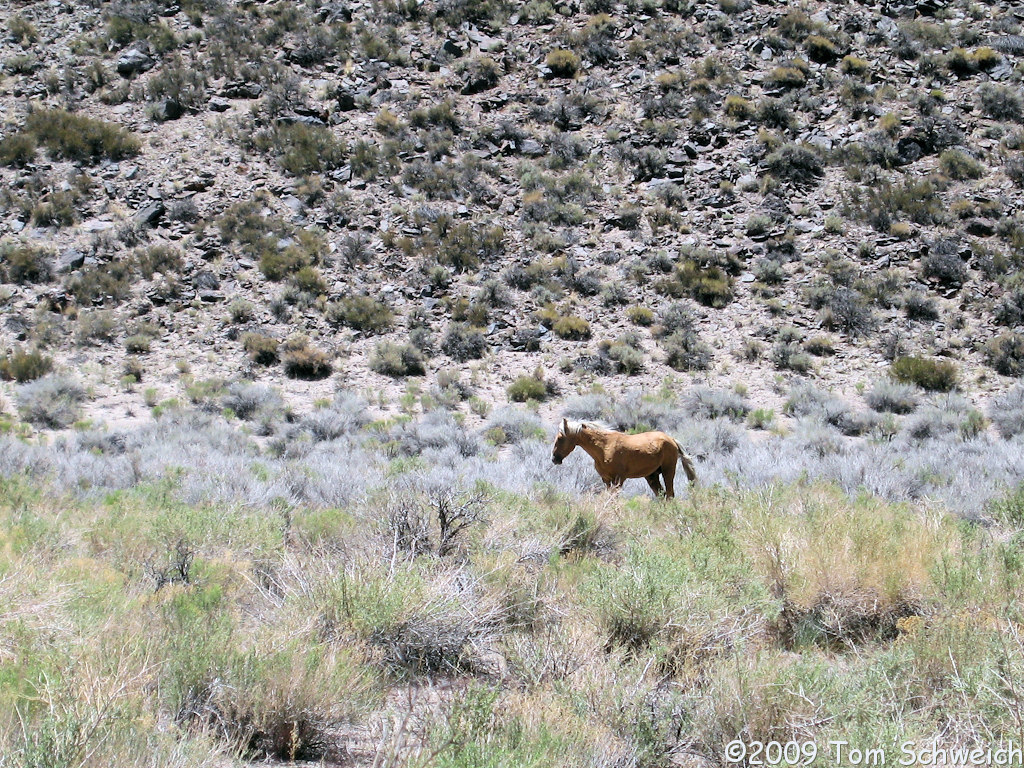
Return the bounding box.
[208,97,231,112]
[519,139,545,156]
[134,201,165,227]
[57,248,84,273]
[116,48,155,77]
[194,270,220,291]
[220,81,262,99]
[154,98,184,121]
[966,218,996,237]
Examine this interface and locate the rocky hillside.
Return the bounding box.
[2,0,1024,432]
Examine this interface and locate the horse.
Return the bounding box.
[551,418,697,498]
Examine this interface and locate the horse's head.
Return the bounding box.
[552,418,577,465]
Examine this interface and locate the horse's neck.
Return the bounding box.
[575,428,610,464]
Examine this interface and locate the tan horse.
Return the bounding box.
[551,419,697,498]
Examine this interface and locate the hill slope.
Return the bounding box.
[2,0,1024,431]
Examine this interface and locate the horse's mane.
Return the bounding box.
[561,420,612,435]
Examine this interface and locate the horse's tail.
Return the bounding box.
[672,438,698,485]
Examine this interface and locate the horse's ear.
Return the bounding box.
[562,417,568,433]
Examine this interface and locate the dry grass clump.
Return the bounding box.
[22,108,140,162]
[280,336,332,380]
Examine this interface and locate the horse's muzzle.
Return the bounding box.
[552,455,562,465]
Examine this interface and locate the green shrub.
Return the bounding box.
[604,337,645,375]
[764,142,823,186]
[0,241,53,284]
[840,55,870,76]
[948,46,1001,75]
[260,247,309,281]
[977,82,1023,121]
[766,65,806,88]
[31,191,78,228]
[24,108,140,162]
[0,347,53,383]
[0,132,36,166]
[16,374,84,428]
[849,176,945,232]
[370,342,426,377]
[137,245,183,278]
[281,340,332,380]
[627,305,654,326]
[659,260,734,308]
[545,49,580,78]
[242,333,280,365]
[326,296,394,334]
[987,332,1024,377]
[65,260,133,305]
[890,356,958,392]
[289,266,327,295]
[723,94,754,120]
[442,323,487,362]
[552,315,591,340]
[663,329,712,371]
[804,34,839,63]
[409,101,460,131]
[507,375,548,402]
[939,149,984,180]
[255,123,346,176]
[77,310,117,345]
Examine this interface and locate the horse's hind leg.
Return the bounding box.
[646,471,664,497]
[662,462,676,499]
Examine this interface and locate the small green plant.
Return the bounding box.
[442,323,487,362]
[0,347,53,383]
[0,133,37,167]
[723,95,754,120]
[370,342,427,377]
[507,374,548,402]
[23,108,140,162]
[545,49,580,78]
[255,123,347,176]
[804,34,839,62]
[627,306,654,326]
[326,296,394,334]
[242,332,280,365]
[0,241,53,284]
[747,408,775,429]
[987,332,1024,377]
[281,337,332,380]
[552,315,591,340]
[840,55,870,76]
[938,148,984,180]
[890,356,958,392]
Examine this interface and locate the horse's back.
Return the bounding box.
[616,430,678,459]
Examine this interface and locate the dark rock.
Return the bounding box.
[154,98,184,121]
[193,270,220,291]
[198,290,225,302]
[277,114,326,127]
[519,139,545,156]
[220,81,262,99]
[116,48,155,77]
[991,35,1024,55]
[442,39,464,58]
[134,201,165,227]
[317,2,352,23]
[337,90,357,111]
[57,248,84,273]
[208,97,231,112]
[896,138,922,165]
[965,218,996,237]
